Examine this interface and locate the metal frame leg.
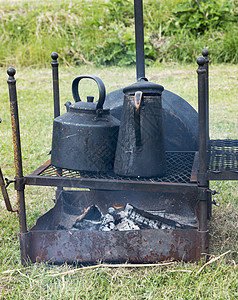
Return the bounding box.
[7,67,27,234]
[202,49,212,219]
[197,57,209,257]
[51,52,63,201]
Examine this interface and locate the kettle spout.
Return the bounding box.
[64,101,71,112]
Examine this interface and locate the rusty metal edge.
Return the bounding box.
[27,159,51,177]
[24,175,198,194]
[19,229,209,264]
[24,152,198,193]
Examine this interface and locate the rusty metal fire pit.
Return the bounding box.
[1,1,237,266]
[1,59,206,265]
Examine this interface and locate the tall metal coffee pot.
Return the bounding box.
[51,75,120,172]
[114,78,166,177]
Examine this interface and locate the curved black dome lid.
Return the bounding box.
[123,77,164,95]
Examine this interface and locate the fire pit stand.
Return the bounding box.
[2,51,237,265]
[1,2,237,265]
[2,57,202,264]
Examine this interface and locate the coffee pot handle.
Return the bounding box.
[134,91,143,147]
[134,91,143,111]
[72,75,106,109]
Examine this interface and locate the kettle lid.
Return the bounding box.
[69,101,110,114]
[123,77,164,95]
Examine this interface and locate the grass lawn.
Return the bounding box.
[0,62,237,299]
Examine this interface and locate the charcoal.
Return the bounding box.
[73,219,101,231]
[99,213,115,231]
[115,218,140,231]
[123,204,178,229]
[72,203,191,231]
[73,205,102,230]
[75,204,102,222]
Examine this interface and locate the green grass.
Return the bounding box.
[0,0,237,67]
[0,262,237,299]
[0,1,237,298]
[0,62,237,299]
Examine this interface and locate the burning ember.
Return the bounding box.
[71,203,195,232]
[113,205,124,210]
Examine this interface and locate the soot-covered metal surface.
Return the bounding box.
[20,229,208,264]
[29,152,196,184]
[21,187,201,264]
[32,190,198,231]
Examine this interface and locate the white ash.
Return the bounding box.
[115,218,140,231]
[122,204,175,230]
[147,210,166,218]
[72,203,194,231]
[99,207,140,231]
[99,213,115,231]
[108,207,116,215]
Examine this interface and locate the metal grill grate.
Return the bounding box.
[39,152,195,184]
[209,139,238,171]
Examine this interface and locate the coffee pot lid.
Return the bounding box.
[123,77,164,95]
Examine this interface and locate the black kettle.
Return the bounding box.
[51,75,120,172]
[114,78,166,177]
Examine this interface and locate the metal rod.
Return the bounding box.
[0,117,16,212]
[51,52,60,118]
[0,167,17,212]
[197,57,208,233]
[202,49,211,219]
[202,49,210,146]
[197,57,207,184]
[24,174,198,194]
[134,0,145,80]
[7,67,27,233]
[51,52,63,200]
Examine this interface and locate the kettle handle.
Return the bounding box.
[72,75,106,110]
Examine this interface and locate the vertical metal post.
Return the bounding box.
[7,68,27,233]
[51,52,60,118]
[202,49,209,144]
[197,57,209,257]
[134,0,145,80]
[197,57,207,187]
[202,49,212,218]
[51,52,63,200]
